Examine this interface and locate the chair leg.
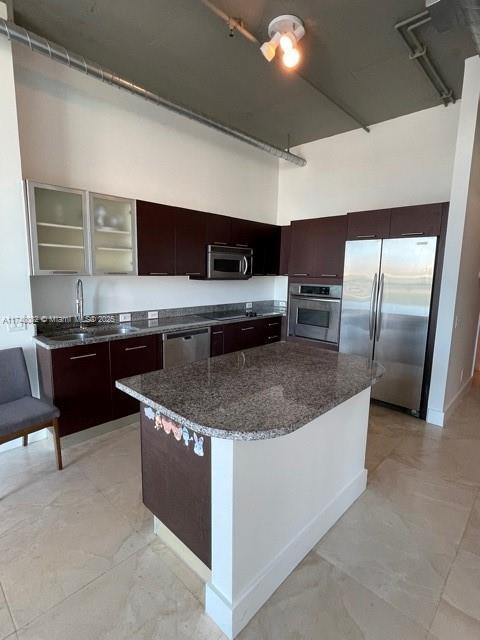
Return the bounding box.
[23,434,28,447]
[53,418,63,471]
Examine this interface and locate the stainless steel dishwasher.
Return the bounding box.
[162,327,210,369]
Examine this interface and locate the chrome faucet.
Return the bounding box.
[75,278,85,329]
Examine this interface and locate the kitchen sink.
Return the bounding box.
[93,325,140,336]
[47,325,140,342]
[48,331,91,342]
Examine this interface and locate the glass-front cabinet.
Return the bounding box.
[89,193,137,275]
[27,182,89,275]
[26,181,137,276]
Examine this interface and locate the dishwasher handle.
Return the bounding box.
[163,327,209,341]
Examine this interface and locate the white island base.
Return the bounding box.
[155,387,371,639]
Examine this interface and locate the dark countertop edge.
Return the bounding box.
[115,374,379,442]
[33,311,285,350]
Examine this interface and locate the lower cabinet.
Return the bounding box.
[214,317,283,356]
[38,342,112,437]
[110,335,160,419]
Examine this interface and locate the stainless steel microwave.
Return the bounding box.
[207,245,253,280]
[288,283,342,345]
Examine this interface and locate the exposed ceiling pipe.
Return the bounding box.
[200,0,370,135]
[0,18,306,167]
[395,11,454,106]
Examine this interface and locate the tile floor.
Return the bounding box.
[0,382,479,640]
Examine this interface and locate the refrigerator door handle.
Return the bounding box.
[369,273,378,340]
[375,273,385,342]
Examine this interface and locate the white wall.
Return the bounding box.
[429,56,480,422]
[277,103,459,224]
[30,275,278,317]
[12,44,280,316]
[0,2,38,451]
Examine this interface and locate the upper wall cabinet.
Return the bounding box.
[27,181,89,275]
[347,209,391,240]
[389,204,442,238]
[136,201,176,276]
[289,216,347,280]
[89,193,137,275]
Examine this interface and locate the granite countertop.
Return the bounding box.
[33,309,285,350]
[116,342,384,441]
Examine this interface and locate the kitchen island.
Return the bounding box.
[117,341,382,639]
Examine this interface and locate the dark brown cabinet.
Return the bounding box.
[279,226,291,276]
[175,210,206,276]
[347,209,391,240]
[313,215,347,279]
[231,219,257,248]
[206,214,232,246]
[221,317,282,355]
[137,200,176,276]
[262,317,282,344]
[110,335,159,419]
[38,342,112,437]
[289,216,347,280]
[389,204,442,238]
[210,326,225,357]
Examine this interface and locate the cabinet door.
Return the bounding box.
[262,317,282,345]
[51,342,111,436]
[224,320,263,353]
[210,326,225,357]
[389,204,442,238]
[90,193,137,275]
[313,215,347,279]
[279,226,291,276]
[261,225,281,276]
[206,214,232,246]
[175,209,206,276]
[347,209,391,240]
[289,219,317,277]
[27,181,89,276]
[110,335,158,419]
[231,219,257,248]
[137,200,176,275]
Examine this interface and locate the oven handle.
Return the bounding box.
[290,295,341,303]
[369,273,378,340]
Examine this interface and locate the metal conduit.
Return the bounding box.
[0,18,306,167]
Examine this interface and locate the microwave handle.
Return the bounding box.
[242,255,248,276]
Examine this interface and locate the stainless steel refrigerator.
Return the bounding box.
[339,237,437,414]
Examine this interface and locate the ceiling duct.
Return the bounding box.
[0,18,306,167]
[427,0,480,51]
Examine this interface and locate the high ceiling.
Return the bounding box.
[12,0,475,148]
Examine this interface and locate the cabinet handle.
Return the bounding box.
[212,331,223,335]
[185,272,201,276]
[70,353,97,360]
[293,273,309,277]
[266,335,278,340]
[213,242,227,245]
[241,327,254,331]
[355,235,376,239]
[149,272,169,275]
[268,322,280,327]
[321,274,337,278]
[125,345,148,351]
[235,243,249,248]
[400,232,424,237]
[106,271,129,275]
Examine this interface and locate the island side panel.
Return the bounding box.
[206,387,371,639]
[140,403,212,568]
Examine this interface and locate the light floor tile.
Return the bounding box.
[16,544,222,640]
[430,550,480,640]
[239,553,428,640]
[0,584,14,640]
[460,494,480,556]
[0,493,148,628]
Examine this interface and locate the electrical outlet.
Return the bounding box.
[246,302,253,309]
[148,311,159,320]
[119,313,131,323]
[278,301,287,308]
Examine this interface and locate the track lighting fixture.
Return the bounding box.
[260,14,305,69]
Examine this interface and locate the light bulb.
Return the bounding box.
[282,47,301,69]
[260,32,281,62]
[279,33,295,52]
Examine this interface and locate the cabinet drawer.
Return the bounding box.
[262,317,282,344]
[51,342,111,436]
[110,335,159,419]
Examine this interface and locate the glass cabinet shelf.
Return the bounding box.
[27,182,89,275]
[90,193,137,275]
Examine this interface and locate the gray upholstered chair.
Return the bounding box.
[0,347,62,470]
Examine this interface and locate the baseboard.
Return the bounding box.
[426,407,445,427]
[0,427,50,454]
[444,376,472,422]
[206,468,367,639]
[61,413,139,448]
